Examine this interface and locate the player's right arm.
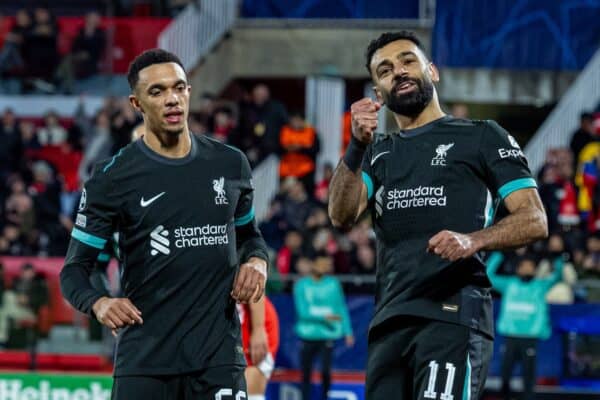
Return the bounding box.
[328,98,380,229]
[60,164,142,330]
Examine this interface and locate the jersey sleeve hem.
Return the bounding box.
[362,171,374,200]
[235,207,255,226]
[497,177,537,200]
[71,228,108,249]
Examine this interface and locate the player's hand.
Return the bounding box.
[92,296,143,330]
[231,257,267,304]
[427,230,481,262]
[250,327,269,365]
[345,335,355,347]
[351,98,381,145]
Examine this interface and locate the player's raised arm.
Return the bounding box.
[328,98,380,229]
[231,153,270,304]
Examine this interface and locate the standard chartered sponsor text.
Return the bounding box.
[174,224,228,248]
[386,185,447,210]
[0,380,110,400]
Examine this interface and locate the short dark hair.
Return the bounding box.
[517,253,538,266]
[581,112,594,122]
[127,49,185,91]
[365,31,425,75]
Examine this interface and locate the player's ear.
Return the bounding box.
[129,95,143,114]
[428,62,440,83]
[373,86,384,104]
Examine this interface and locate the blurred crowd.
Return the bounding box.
[0,8,107,94]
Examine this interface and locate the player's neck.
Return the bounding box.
[392,96,446,131]
[143,127,192,159]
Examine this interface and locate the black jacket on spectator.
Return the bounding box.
[232,99,288,166]
[22,20,59,80]
[13,274,49,314]
[570,128,597,166]
[0,125,23,179]
[71,26,106,78]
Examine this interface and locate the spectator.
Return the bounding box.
[259,198,287,250]
[276,229,303,275]
[538,148,578,232]
[487,253,563,400]
[189,115,209,138]
[232,84,288,166]
[29,160,69,255]
[450,102,469,119]
[537,234,578,304]
[0,109,23,180]
[293,252,354,400]
[12,263,48,317]
[314,162,333,204]
[55,11,106,93]
[278,111,320,194]
[37,111,67,146]
[570,112,596,168]
[111,99,141,153]
[22,6,59,88]
[280,178,316,231]
[0,9,32,77]
[211,107,235,143]
[2,175,36,255]
[78,109,114,183]
[10,263,49,349]
[579,233,600,278]
[19,120,41,153]
[0,262,11,346]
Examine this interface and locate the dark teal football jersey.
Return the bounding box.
[61,134,267,376]
[361,116,537,337]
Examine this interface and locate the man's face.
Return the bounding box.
[2,111,15,126]
[517,260,536,278]
[252,85,269,106]
[130,63,190,137]
[582,118,594,134]
[289,115,304,130]
[312,256,333,276]
[370,40,438,117]
[85,12,100,29]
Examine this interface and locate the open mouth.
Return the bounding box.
[394,81,417,95]
[164,110,184,124]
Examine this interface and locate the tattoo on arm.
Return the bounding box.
[328,161,366,229]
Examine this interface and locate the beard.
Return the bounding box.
[382,75,434,118]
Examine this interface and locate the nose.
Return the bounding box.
[165,89,179,107]
[394,61,409,76]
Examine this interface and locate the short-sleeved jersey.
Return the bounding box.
[361,116,537,337]
[66,134,259,376]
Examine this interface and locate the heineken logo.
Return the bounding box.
[0,379,110,400]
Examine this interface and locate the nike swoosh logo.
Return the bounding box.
[140,192,166,207]
[371,151,390,166]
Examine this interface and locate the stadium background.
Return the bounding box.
[0,0,599,399]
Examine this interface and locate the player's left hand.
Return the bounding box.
[427,230,481,261]
[231,257,267,304]
[250,327,269,364]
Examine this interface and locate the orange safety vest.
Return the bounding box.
[279,125,316,178]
